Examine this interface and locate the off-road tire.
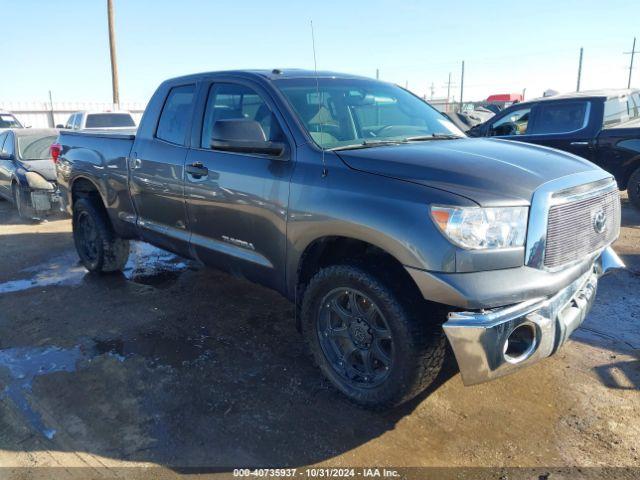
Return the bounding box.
[301,264,446,409]
[72,197,130,273]
[627,166,640,209]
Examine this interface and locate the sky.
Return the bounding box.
[0,0,638,105]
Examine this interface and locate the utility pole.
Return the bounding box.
[624,37,637,88]
[446,72,452,103]
[430,82,435,100]
[107,0,120,107]
[459,61,465,113]
[376,68,379,80]
[48,90,55,128]
[576,47,583,92]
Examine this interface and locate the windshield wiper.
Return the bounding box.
[329,139,408,151]
[405,133,464,141]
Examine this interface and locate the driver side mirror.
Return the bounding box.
[55,124,64,129]
[211,119,288,159]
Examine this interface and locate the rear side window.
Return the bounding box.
[85,113,135,128]
[528,101,588,134]
[156,85,196,145]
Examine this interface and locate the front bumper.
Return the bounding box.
[443,247,624,385]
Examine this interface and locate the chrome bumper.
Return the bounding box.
[443,247,624,386]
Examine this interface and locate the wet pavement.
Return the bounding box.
[0,198,638,476]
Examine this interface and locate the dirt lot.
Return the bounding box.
[0,195,638,478]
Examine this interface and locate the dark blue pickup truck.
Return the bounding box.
[54,70,623,408]
[468,89,640,207]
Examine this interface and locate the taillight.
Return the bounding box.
[50,143,62,164]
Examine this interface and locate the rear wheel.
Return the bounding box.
[627,166,640,209]
[72,197,130,272]
[301,264,446,409]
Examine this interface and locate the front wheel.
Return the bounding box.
[627,166,640,209]
[12,184,31,220]
[72,197,130,273]
[301,265,446,409]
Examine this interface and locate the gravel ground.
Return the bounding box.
[0,195,638,478]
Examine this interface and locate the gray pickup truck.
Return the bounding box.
[55,70,623,408]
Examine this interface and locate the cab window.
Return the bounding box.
[201,83,285,149]
[528,101,588,134]
[603,95,640,127]
[489,107,531,136]
[156,84,196,145]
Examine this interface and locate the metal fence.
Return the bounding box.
[0,101,146,128]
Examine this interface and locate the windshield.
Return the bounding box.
[18,135,57,160]
[0,114,22,129]
[85,113,136,128]
[274,78,464,149]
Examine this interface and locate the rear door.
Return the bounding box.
[524,100,595,160]
[183,80,294,292]
[129,83,196,257]
[487,101,595,160]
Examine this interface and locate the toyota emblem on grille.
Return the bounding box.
[592,209,607,234]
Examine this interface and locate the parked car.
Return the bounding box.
[57,111,136,131]
[468,89,640,207]
[0,110,24,131]
[0,128,59,219]
[55,70,623,409]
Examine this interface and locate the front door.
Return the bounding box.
[184,81,294,292]
[129,83,196,256]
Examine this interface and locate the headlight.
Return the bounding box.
[24,172,54,190]
[431,206,528,250]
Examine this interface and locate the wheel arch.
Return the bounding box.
[292,235,427,323]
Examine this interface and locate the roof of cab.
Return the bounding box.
[163,69,373,84]
[530,88,639,103]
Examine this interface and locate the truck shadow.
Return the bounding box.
[0,233,457,469]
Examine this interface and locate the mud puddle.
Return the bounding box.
[0,327,217,440]
[0,241,192,294]
[92,327,216,368]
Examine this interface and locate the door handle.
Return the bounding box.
[131,157,142,169]
[570,141,590,146]
[186,162,208,178]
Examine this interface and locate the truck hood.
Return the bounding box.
[21,159,57,181]
[335,138,598,206]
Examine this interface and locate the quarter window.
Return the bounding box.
[156,84,196,145]
[201,83,284,149]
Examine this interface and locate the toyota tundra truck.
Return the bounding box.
[54,70,624,409]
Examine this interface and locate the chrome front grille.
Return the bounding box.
[544,186,620,269]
